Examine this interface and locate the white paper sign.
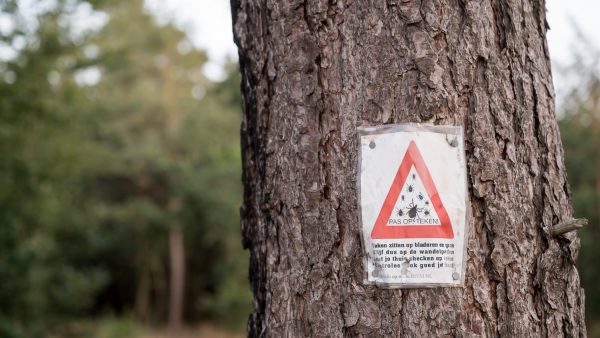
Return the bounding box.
[357,124,468,288]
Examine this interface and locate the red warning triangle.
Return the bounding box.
[371,140,454,239]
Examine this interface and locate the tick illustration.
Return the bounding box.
[406,199,423,218]
[395,208,404,217]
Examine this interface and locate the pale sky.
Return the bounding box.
[145,0,236,80]
[546,0,600,65]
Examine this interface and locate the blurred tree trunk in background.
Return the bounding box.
[168,223,185,333]
[232,0,587,336]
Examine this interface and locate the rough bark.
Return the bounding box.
[232,0,586,336]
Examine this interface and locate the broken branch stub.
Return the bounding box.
[550,218,588,236]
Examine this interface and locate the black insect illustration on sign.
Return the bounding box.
[388,168,441,225]
[395,199,430,220]
[395,207,404,217]
[406,199,422,218]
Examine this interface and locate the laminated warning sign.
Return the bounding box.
[357,124,468,288]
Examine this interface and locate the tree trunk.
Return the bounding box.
[232,0,586,336]
[168,219,185,333]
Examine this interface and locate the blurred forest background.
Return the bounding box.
[1,0,247,337]
[0,0,598,337]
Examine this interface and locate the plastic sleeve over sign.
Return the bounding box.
[356,123,469,288]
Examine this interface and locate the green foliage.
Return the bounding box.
[0,0,249,335]
[556,37,600,324]
[87,317,141,338]
[559,81,600,323]
[0,3,110,336]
